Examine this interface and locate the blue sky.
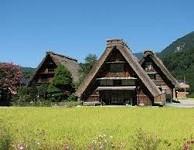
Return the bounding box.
[0,0,194,67]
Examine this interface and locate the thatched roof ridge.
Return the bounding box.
[46,51,78,62]
[76,39,162,99]
[28,51,80,85]
[140,50,180,88]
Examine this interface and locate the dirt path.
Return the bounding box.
[166,98,194,108]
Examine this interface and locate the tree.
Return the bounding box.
[0,63,22,105]
[52,65,73,89]
[12,86,31,105]
[21,67,35,79]
[37,83,48,99]
[79,54,97,84]
[47,65,74,101]
[0,63,22,92]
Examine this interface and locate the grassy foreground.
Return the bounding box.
[0,107,194,149]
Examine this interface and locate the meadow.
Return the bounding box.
[0,107,194,149]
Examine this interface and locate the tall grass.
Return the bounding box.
[0,107,194,149]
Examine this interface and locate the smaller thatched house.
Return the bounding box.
[139,51,181,101]
[28,51,80,86]
[76,39,166,106]
[176,82,190,99]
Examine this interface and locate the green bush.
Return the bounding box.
[67,94,77,101]
[188,93,194,98]
[46,64,75,101]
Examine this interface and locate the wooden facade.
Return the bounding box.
[140,51,180,102]
[76,39,165,106]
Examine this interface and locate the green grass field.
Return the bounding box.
[0,107,194,149]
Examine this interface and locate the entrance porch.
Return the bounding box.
[97,87,137,105]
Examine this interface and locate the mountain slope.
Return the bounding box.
[161,31,194,55]
[21,67,35,79]
[160,32,194,97]
[134,53,143,59]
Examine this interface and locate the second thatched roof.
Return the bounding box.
[139,50,180,88]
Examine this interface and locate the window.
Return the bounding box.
[100,80,107,86]
[107,80,113,85]
[100,80,113,86]
[48,68,54,73]
[113,80,122,86]
[110,64,124,72]
[122,80,135,86]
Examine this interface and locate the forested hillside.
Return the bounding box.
[21,67,35,79]
[160,32,194,96]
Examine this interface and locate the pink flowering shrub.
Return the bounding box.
[0,63,22,93]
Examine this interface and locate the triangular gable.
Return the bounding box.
[28,52,57,86]
[139,51,180,88]
[76,40,162,99]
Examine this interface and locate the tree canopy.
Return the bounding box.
[52,64,73,88]
[47,65,74,101]
[0,63,22,93]
[160,32,194,97]
[79,54,97,84]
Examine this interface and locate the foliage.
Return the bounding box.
[47,83,60,93]
[0,107,194,149]
[47,84,66,102]
[46,65,74,101]
[13,85,50,105]
[37,83,48,99]
[160,32,194,96]
[12,86,32,105]
[52,64,73,89]
[0,63,22,105]
[67,94,77,101]
[78,54,97,85]
[13,86,78,106]
[28,85,39,101]
[21,67,35,79]
[161,31,194,56]
[0,63,22,92]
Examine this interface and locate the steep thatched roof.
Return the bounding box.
[76,39,163,101]
[139,51,180,88]
[28,51,80,85]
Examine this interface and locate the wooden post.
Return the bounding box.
[172,88,176,101]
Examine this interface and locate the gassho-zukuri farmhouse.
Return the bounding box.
[29,39,189,106]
